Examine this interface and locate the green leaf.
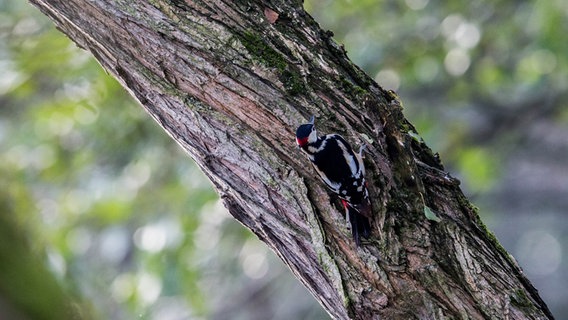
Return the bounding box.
[424,206,441,222]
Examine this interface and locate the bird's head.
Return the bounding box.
[295,115,317,148]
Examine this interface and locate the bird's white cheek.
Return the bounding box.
[308,130,318,143]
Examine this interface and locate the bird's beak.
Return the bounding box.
[308,115,315,125]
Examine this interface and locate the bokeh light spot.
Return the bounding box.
[240,240,269,280]
[414,56,439,83]
[444,49,470,76]
[99,226,130,264]
[375,69,401,91]
[66,227,93,255]
[455,22,481,49]
[516,230,562,276]
[405,0,429,11]
[134,224,167,253]
[111,273,136,303]
[137,272,162,305]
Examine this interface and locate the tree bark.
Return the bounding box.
[29,0,553,319]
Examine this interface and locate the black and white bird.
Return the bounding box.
[296,116,371,246]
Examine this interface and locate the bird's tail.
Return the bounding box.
[342,200,371,246]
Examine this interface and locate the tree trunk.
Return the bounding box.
[29,0,553,319]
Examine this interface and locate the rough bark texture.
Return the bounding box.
[29,0,553,319]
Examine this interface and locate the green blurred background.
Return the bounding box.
[1,0,566,318]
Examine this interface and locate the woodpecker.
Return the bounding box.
[296,116,371,246]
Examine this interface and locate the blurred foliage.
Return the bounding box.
[305,0,567,195]
[0,174,87,319]
[1,1,326,319]
[1,0,567,318]
[1,2,209,318]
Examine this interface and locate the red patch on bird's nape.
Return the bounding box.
[296,136,309,147]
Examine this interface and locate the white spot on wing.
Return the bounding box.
[336,136,359,176]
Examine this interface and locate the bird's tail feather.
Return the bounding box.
[346,203,371,246]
